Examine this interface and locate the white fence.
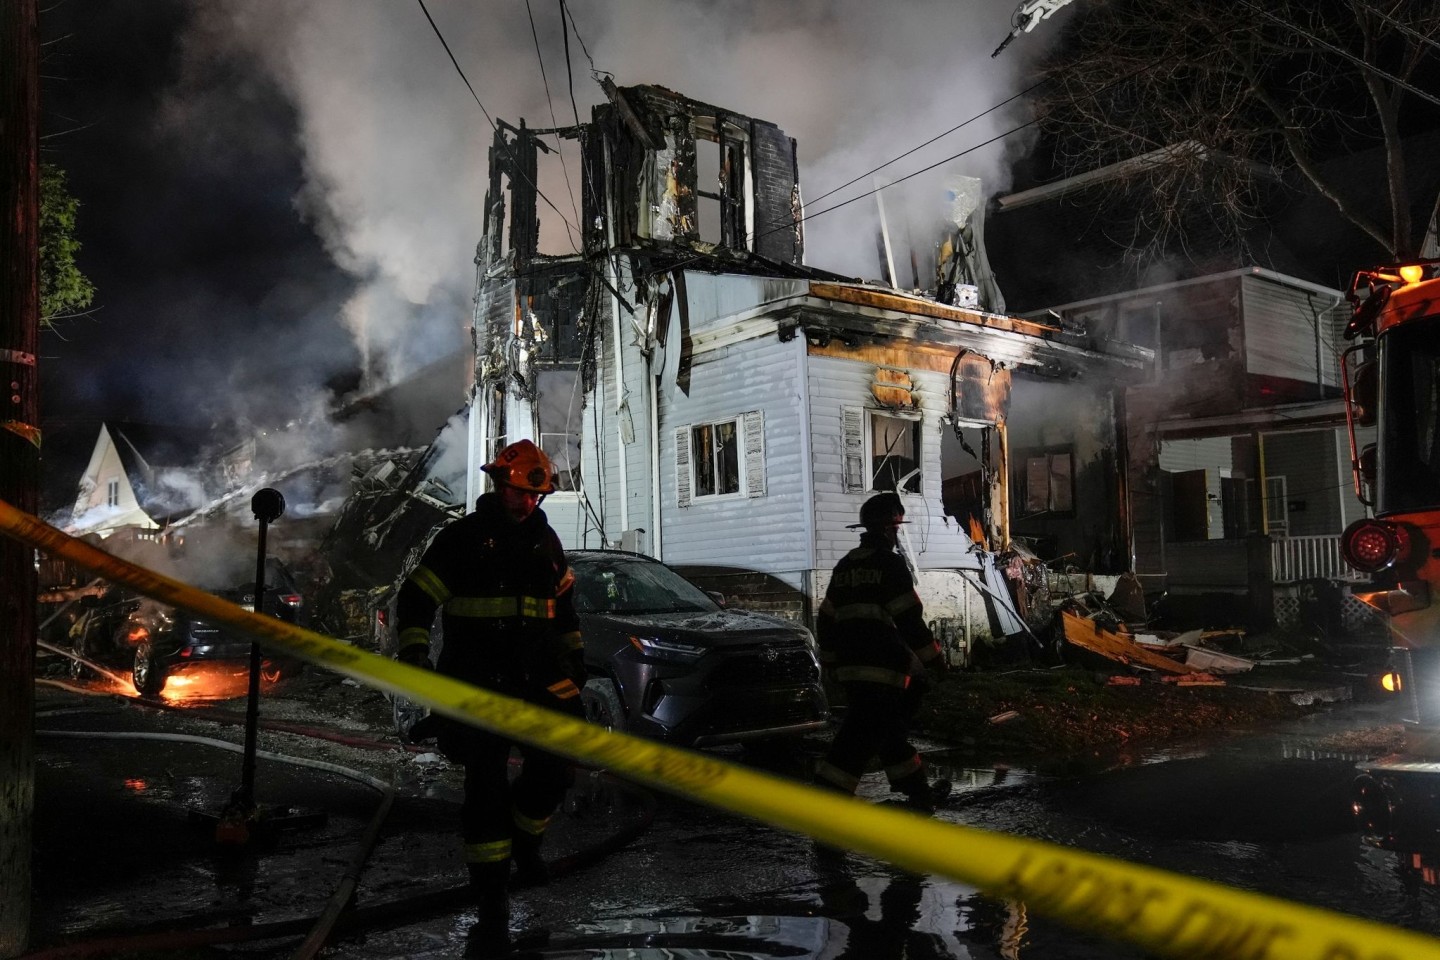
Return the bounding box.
[1269,534,1363,583]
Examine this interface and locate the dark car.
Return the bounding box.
[569,550,830,747]
[67,557,307,697]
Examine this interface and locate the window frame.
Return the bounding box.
[675,410,766,507]
[845,407,923,495]
[534,367,583,496]
[1017,447,1075,518]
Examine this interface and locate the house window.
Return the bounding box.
[870,412,921,494]
[675,411,765,506]
[843,408,922,494]
[1022,450,1073,515]
[536,368,582,492]
[693,117,749,250]
[106,479,119,507]
[693,420,739,497]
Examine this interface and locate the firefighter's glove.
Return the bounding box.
[396,645,432,670]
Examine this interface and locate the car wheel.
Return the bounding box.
[581,678,625,732]
[132,642,166,698]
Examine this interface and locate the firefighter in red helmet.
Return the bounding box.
[394,438,586,952]
[813,492,951,811]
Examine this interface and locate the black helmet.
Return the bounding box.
[854,492,906,530]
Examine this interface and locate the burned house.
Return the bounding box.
[436,83,1151,660]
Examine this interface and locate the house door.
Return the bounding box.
[1171,469,1211,541]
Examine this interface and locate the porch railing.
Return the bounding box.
[1270,534,1363,583]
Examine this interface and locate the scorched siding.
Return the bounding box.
[806,354,977,572]
[658,333,809,574]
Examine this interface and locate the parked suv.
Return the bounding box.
[67,557,306,697]
[569,550,829,747]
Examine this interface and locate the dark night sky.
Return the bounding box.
[35,0,1035,449]
[39,1,360,432]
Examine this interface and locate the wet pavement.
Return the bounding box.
[23,663,1440,959]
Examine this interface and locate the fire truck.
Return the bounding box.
[1337,257,1440,877]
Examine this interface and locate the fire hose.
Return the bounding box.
[25,725,656,960]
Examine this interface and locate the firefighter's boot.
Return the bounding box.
[892,768,953,813]
[466,862,512,957]
[510,829,550,888]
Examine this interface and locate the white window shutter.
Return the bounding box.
[842,407,865,493]
[675,426,692,507]
[743,410,766,498]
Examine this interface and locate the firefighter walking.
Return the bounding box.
[394,439,586,954]
[814,492,951,811]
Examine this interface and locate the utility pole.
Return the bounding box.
[0,0,40,955]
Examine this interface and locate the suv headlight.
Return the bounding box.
[629,635,707,662]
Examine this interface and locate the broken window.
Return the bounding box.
[692,419,740,497]
[870,412,921,494]
[1022,450,1073,515]
[536,368,582,492]
[675,411,766,506]
[942,421,989,540]
[693,117,748,250]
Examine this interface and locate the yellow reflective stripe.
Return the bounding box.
[408,565,450,605]
[512,809,550,836]
[557,569,575,595]
[833,603,894,625]
[547,679,580,700]
[19,497,1438,960]
[398,628,431,651]
[834,665,909,687]
[914,642,941,663]
[521,596,556,618]
[464,839,512,864]
[447,596,556,619]
[558,630,583,652]
[886,591,922,616]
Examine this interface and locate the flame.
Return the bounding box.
[124,778,147,791]
[967,515,986,548]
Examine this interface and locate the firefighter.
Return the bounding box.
[394,438,586,954]
[813,492,951,811]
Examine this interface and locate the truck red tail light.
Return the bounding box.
[1341,518,1411,573]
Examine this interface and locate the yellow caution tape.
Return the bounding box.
[6,497,1437,960]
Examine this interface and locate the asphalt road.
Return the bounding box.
[23,666,1440,959]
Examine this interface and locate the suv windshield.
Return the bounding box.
[569,556,718,615]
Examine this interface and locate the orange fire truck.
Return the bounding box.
[1339,257,1440,869]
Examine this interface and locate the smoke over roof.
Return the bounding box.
[43,0,1052,442]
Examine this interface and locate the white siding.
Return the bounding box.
[806,355,979,573]
[1242,275,1346,387]
[1158,436,1234,473]
[681,273,809,332]
[658,333,810,575]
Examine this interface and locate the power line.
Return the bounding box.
[524,0,581,251]
[1233,0,1440,110]
[807,75,1051,207]
[414,0,579,240]
[558,0,599,76]
[1349,0,1440,57]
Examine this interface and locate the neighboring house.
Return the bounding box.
[64,421,213,541]
[457,84,1150,657]
[986,130,1440,630]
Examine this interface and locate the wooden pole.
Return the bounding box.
[0,0,41,954]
